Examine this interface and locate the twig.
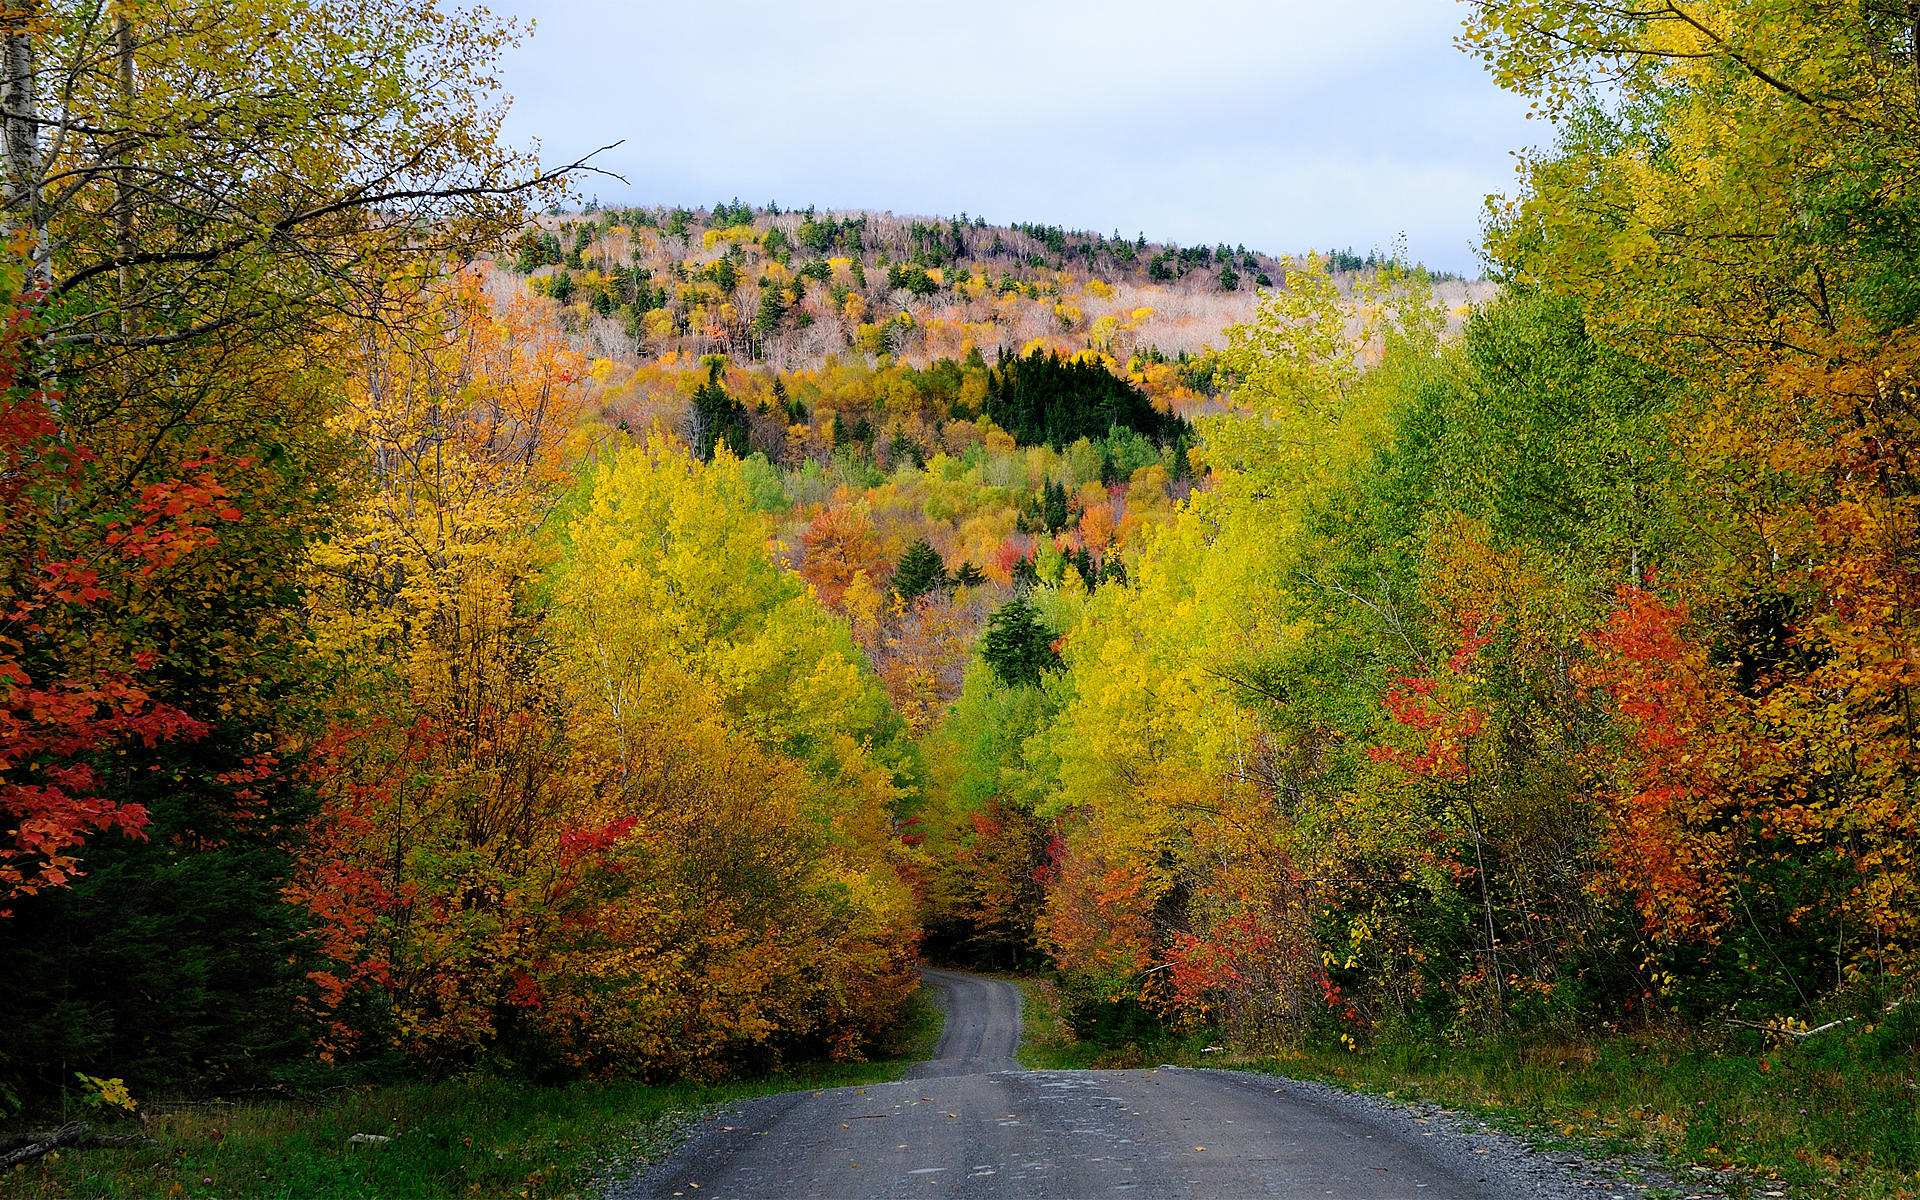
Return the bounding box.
[1727,1000,1904,1042]
[1726,1016,1855,1041]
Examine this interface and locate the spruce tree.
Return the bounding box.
[755,289,785,335]
[1042,480,1069,534]
[979,594,1060,688]
[691,360,750,462]
[893,539,948,604]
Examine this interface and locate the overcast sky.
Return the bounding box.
[488,1,1539,276]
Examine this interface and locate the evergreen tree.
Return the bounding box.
[984,348,1189,449]
[1042,480,1070,534]
[893,539,948,603]
[690,360,750,462]
[887,428,926,470]
[952,561,986,587]
[1069,546,1096,588]
[1010,552,1040,589]
[754,289,785,335]
[979,595,1060,689]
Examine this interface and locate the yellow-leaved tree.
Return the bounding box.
[548,432,919,1073]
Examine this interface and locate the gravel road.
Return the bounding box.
[622,970,1653,1199]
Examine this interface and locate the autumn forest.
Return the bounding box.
[2,0,1918,1178]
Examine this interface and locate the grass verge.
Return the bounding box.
[1,993,944,1200]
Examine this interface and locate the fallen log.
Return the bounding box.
[0,1121,89,1168]
[0,1122,154,1168]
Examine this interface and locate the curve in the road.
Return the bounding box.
[626,970,1543,1199]
[909,969,1020,1078]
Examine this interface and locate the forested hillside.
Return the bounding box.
[2,0,1918,1195]
[500,202,1485,368]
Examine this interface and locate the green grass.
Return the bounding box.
[1,996,944,1200]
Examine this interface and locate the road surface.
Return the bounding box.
[629,969,1527,1199]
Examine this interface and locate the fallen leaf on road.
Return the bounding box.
[1195,1146,1206,1152]
[842,1124,850,1129]
[944,1112,957,1118]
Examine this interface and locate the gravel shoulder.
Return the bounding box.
[1234,1073,1749,1200]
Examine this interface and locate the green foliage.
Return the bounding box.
[893,539,948,603]
[704,257,740,292]
[691,360,751,462]
[1041,480,1069,534]
[738,452,792,512]
[887,263,940,296]
[709,198,755,227]
[978,595,1060,689]
[984,348,1190,450]
[754,288,785,334]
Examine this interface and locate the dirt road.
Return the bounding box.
[627,970,1552,1199]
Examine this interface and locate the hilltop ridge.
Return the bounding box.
[496,201,1490,370]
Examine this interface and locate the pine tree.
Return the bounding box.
[755,289,785,335]
[979,595,1060,689]
[1042,480,1069,534]
[691,360,750,462]
[893,539,948,603]
[1069,547,1096,588]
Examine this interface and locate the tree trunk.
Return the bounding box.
[0,7,39,280]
